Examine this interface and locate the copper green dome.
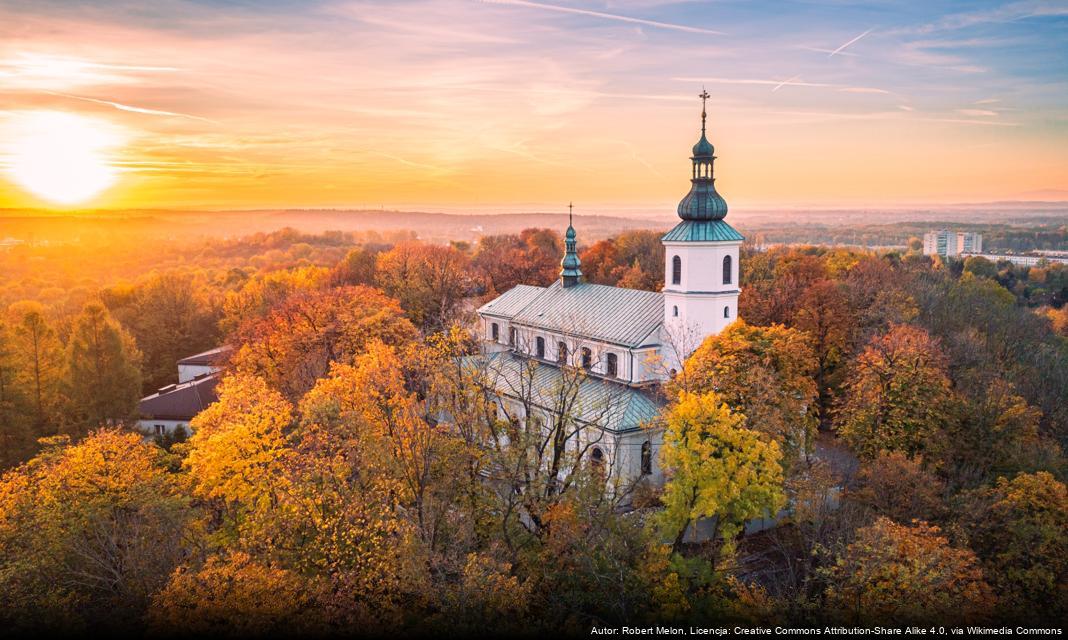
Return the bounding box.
[692,133,714,158]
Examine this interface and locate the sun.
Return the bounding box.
[4,111,122,205]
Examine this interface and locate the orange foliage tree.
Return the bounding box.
[823,517,995,624]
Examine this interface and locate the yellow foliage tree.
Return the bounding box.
[657,392,785,558]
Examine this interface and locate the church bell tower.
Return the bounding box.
[661,90,744,356]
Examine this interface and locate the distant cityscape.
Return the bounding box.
[923,229,1068,266]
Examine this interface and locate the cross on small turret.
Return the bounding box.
[699,88,710,133]
[568,201,573,226]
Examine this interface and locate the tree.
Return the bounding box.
[63,301,143,434]
[960,472,1068,616]
[657,392,785,558]
[149,552,321,636]
[792,279,852,428]
[0,321,33,467]
[184,373,293,512]
[681,320,818,467]
[231,285,417,399]
[581,230,663,292]
[375,242,475,333]
[823,517,995,624]
[0,430,195,631]
[7,301,63,435]
[847,451,946,524]
[472,229,561,297]
[836,324,953,459]
[104,272,221,393]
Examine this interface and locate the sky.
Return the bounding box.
[0,0,1066,212]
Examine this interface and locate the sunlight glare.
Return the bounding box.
[4,111,122,205]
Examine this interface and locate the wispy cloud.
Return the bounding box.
[481,0,726,35]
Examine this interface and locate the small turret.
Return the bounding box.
[560,202,582,288]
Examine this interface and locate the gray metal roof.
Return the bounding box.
[662,219,744,243]
[477,284,546,318]
[466,352,664,433]
[139,374,219,421]
[485,281,663,348]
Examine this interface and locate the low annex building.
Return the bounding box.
[137,345,232,439]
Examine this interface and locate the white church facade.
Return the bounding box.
[472,93,743,488]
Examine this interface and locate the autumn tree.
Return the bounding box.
[823,517,995,624]
[62,301,143,435]
[681,320,818,467]
[581,230,663,292]
[0,321,32,467]
[0,430,195,632]
[103,272,221,393]
[960,472,1068,616]
[847,451,946,524]
[220,265,331,336]
[231,285,417,399]
[150,551,322,636]
[657,392,785,558]
[7,301,63,434]
[375,242,476,333]
[835,324,954,459]
[472,228,561,297]
[791,279,853,428]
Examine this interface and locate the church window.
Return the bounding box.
[641,441,652,475]
[557,342,568,364]
[672,305,678,317]
[671,255,681,285]
[724,306,730,318]
[581,347,592,370]
[491,323,499,341]
[606,353,618,377]
[536,336,545,359]
[723,255,732,285]
[509,327,516,347]
[591,447,604,467]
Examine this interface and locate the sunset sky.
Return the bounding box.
[1,0,1066,211]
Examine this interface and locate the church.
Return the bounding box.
[472,93,743,487]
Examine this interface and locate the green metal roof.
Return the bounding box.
[464,352,665,433]
[478,284,545,318]
[662,219,744,243]
[509,281,664,348]
[692,133,714,158]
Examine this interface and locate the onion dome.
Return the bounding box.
[677,89,728,221]
[560,203,582,288]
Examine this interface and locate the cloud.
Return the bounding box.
[480,0,725,35]
[956,108,998,117]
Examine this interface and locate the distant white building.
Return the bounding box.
[923,229,983,257]
[961,252,1068,267]
[138,346,231,439]
[471,94,742,487]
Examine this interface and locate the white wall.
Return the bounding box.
[178,363,218,383]
[662,240,740,356]
[137,419,190,439]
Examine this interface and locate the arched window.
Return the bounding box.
[591,447,604,467]
[557,341,567,364]
[508,327,516,347]
[536,336,545,358]
[723,254,732,285]
[671,255,682,285]
[641,441,652,475]
[606,353,618,377]
[724,305,730,318]
[672,305,679,317]
[491,323,499,341]
[581,347,592,370]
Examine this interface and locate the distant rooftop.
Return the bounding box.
[177,345,233,367]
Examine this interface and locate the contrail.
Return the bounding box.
[481,0,725,35]
[829,28,872,57]
[772,75,801,92]
[45,91,217,124]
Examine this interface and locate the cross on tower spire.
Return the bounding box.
[699,88,710,135]
[569,201,573,227]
